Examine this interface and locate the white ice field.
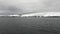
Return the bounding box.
[21,12,60,17]
[0,12,60,17]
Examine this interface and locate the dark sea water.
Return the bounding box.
[0,17,60,34]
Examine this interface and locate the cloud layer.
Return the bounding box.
[0,0,60,15]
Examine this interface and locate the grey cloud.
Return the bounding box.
[43,0,60,12]
[0,4,23,15]
[0,0,60,15]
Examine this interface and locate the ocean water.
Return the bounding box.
[0,17,60,34]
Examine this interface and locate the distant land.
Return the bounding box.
[21,12,60,17]
[0,12,60,18]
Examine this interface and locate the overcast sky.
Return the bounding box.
[0,0,60,15]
